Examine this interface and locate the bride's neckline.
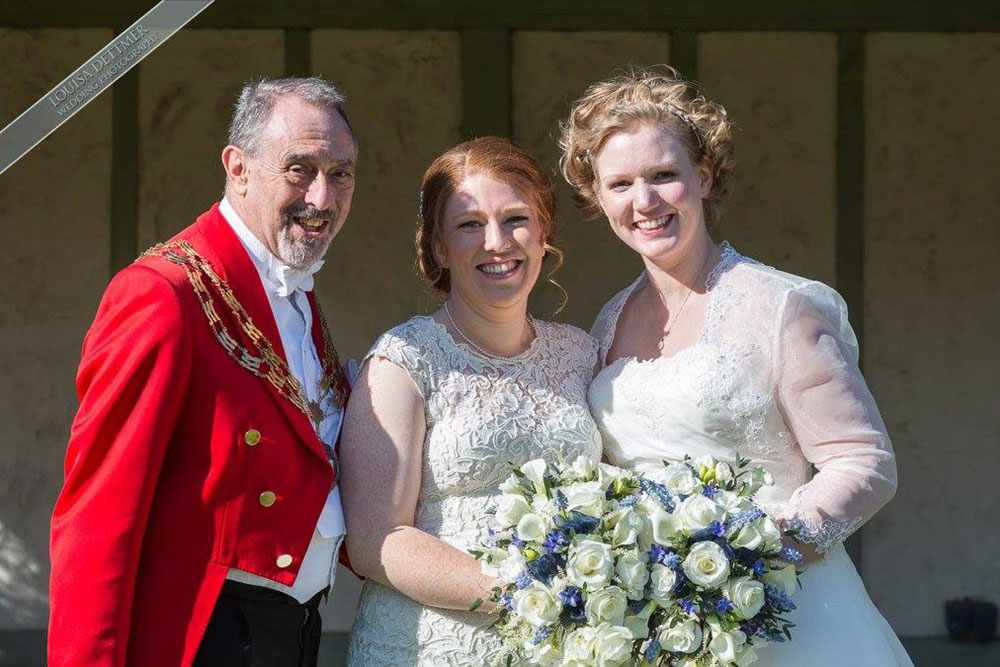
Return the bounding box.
[601,241,742,369]
[418,314,545,364]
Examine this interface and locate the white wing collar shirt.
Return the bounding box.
[220,197,347,602]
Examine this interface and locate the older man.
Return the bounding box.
[49,77,358,667]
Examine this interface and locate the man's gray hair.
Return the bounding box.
[228,76,355,155]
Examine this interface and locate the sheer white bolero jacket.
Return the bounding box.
[588,243,898,555]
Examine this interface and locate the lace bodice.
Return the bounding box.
[347,316,602,666]
[588,243,897,554]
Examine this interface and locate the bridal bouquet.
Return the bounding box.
[472,455,802,666]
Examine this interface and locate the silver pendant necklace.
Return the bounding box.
[444,301,535,363]
[656,249,715,352]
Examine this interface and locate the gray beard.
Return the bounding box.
[276,224,333,269]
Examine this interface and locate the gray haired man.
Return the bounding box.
[49,77,357,667]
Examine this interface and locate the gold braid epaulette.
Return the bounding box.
[138,240,350,426]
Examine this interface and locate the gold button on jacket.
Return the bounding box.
[243,429,261,446]
[258,491,276,507]
[276,554,293,568]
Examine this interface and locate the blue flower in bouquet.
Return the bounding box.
[553,490,568,510]
[526,553,559,584]
[648,544,668,564]
[688,520,726,543]
[618,494,639,508]
[726,507,765,532]
[558,586,586,621]
[543,529,569,553]
[779,544,804,565]
[644,637,661,662]
[515,571,533,590]
[501,593,514,611]
[765,584,797,613]
[679,599,697,614]
[639,477,675,511]
[701,484,719,498]
[561,511,600,535]
[716,596,735,613]
[753,558,766,577]
[533,626,554,645]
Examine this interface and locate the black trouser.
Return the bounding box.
[193,580,327,667]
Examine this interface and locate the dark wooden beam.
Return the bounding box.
[669,29,698,80]
[2,1,999,30]
[836,30,866,571]
[461,27,511,139]
[284,28,312,77]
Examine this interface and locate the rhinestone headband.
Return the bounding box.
[664,104,703,152]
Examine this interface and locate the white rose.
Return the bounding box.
[648,564,677,603]
[763,563,799,598]
[614,549,649,599]
[517,512,550,543]
[662,463,700,495]
[479,546,509,577]
[532,493,560,520]
[496,494,531,528]
[715,461,735,482]
[714,489,749,514]
[642,503,683,548]
[585,585,627,626]
[512,581,561,627]
[593,623,634,666]
[676,494,725,534]
[758,517,783,553]
[682,541,731,589]
[567,539,614,589]
[745,466,773,494]
[731,523,764,551]
[622,600,655,639]
[709,628,748,663]
[498,544,525,581]
[520,458,548,494]
[724,576,766,620]
[562,626,597,663]
[528,638,562,665]
[564,481,606,518]
[657,619,703,654]
[597,462,624,491]
[609,506,644,546]
[499,474,525,495]
[570,454,598,480]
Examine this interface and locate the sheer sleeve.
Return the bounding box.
[772,281,897,554]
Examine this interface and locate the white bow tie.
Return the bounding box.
[272,259,324,298]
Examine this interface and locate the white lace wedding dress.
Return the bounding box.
[589,244,912,666]
[346,316,602,666]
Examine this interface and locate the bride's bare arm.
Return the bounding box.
[340,357,496,611]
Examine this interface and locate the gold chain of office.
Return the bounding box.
[139,240,349,426]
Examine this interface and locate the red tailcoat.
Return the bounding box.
[49,204,342,666]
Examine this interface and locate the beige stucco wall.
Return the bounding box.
[0,28,113,629]
[698,32,837,285]
[138,29,285,250]
[512,31,671,326]
[864,33,1000,636]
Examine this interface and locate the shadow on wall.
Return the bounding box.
[0,521,47,628]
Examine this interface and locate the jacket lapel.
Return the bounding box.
[183,204,329,465]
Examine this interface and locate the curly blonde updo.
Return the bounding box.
[558,66,736,224]
[417,136,562,293]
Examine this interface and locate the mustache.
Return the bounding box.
[281,203,336,226]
